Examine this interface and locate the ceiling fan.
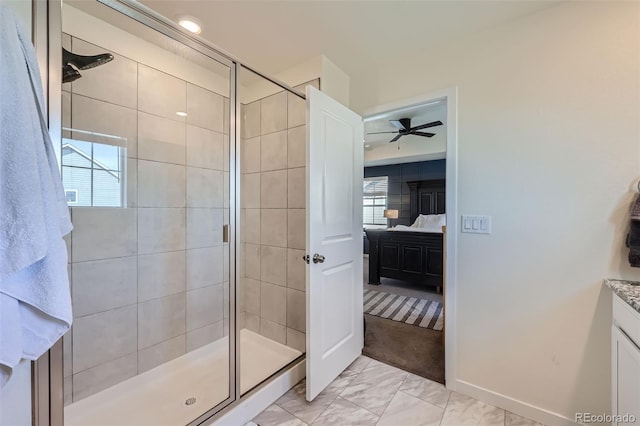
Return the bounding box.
[367,118,443,143]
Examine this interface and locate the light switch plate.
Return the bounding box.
[461,215,492,234]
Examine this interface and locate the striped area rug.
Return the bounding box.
[364,289,444,331]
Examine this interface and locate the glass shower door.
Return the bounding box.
[58,1,234,424]
[237,66,314,395]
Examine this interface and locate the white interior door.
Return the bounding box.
[305,86,364,401]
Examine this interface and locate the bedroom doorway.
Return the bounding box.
[360,89,457,386]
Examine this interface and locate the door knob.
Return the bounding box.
[312,254,325,264]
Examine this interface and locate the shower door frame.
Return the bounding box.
[32,1,64,425]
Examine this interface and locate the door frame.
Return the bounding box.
[361,87,458,388]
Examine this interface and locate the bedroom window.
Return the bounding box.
[363,176,388,228]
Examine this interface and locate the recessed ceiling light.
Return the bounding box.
[176,111,188,117]
[177,16,202,34]
[365,144,371,148]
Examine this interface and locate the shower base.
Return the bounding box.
[65,329,302,426]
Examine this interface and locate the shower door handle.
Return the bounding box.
[223,224,229,243]
[312,254,325,264]
[302,254,310,264]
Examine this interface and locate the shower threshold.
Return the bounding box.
[64,329,302,426]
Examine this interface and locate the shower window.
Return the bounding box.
[60,137,126,207]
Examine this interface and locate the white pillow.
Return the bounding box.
[411,215,426,228]
[412,214,446,228]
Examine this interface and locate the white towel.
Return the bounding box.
[0,4,73,387]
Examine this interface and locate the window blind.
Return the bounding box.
[363,176,388,226]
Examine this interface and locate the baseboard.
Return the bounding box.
[454,379,578,426]
[209,360,305,426]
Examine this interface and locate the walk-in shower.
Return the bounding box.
[55,1,309,424]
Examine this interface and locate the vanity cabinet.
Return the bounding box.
[612,294,640,425]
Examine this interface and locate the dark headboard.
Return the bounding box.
[407,179,445,223]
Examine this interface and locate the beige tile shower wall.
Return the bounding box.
[62,36,230,405]
[240,79,319,353]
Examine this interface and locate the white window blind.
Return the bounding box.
[363,176,388,227]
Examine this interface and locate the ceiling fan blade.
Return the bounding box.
[366,131,400,135]
[411,131,435,137]
[410,120,443,131]
[389,134,402,143]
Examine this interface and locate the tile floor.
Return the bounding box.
[250,356,544,426]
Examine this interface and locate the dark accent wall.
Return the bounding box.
[365,160,446,227]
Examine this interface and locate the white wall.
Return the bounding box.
[364,126,446,166]
[352,2,640,424]
[364,138,445,167]
[1,2,34,423]
[241,55,349,105]
[320,56,350,107]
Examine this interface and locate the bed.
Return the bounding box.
[365,179,445,291]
